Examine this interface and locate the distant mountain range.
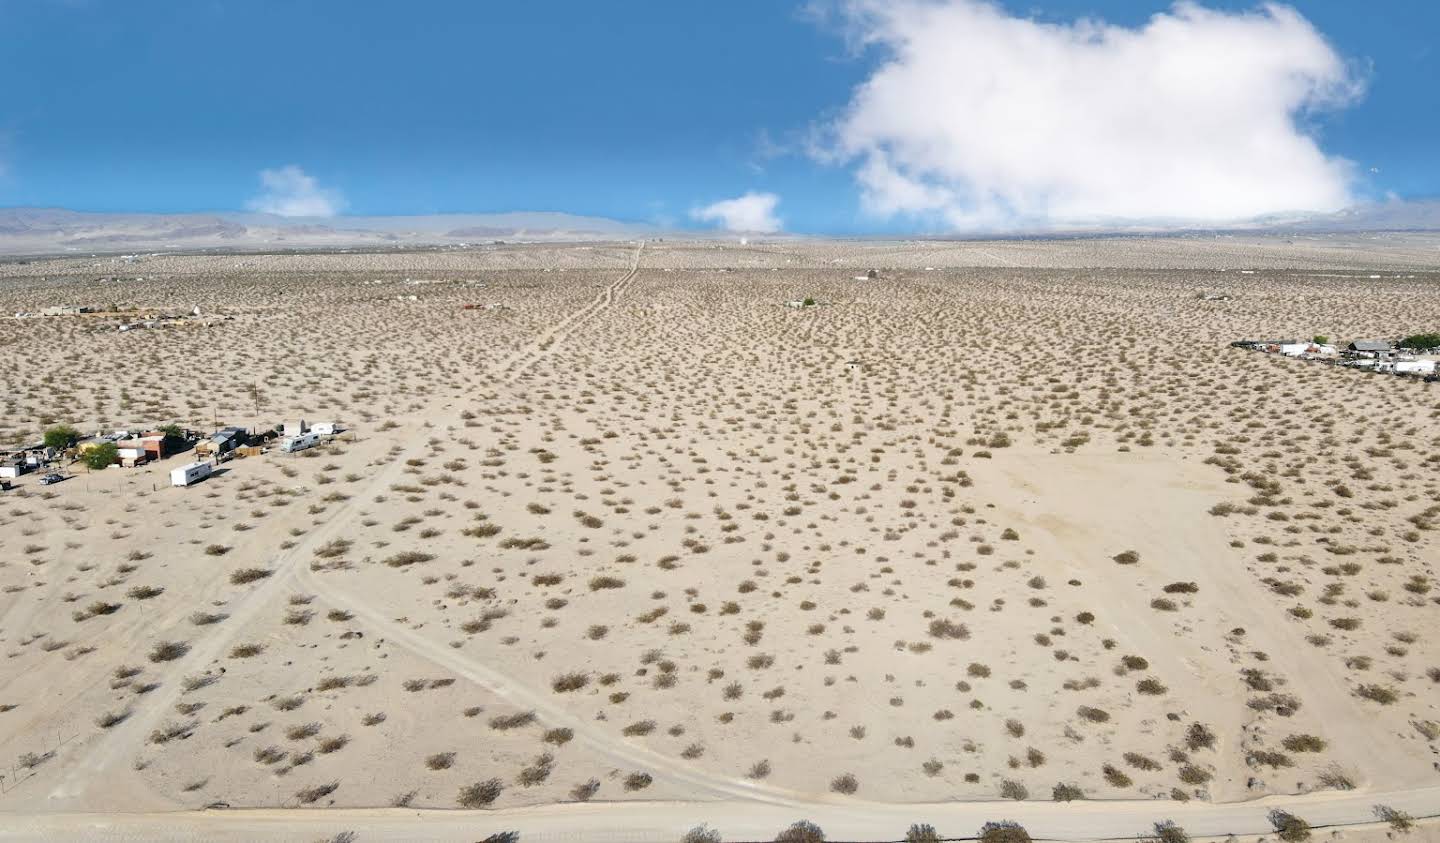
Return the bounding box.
[0,208,657,255]
[0,201,1437,255]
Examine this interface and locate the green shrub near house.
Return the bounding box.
[83,442,119,471]
[43,424,80,450]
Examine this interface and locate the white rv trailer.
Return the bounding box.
[170,461,213,487]
[279,432,321,453]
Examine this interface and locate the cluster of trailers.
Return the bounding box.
[1231,338,1439,380]
[1,419,345,492]
[172,420,343,486]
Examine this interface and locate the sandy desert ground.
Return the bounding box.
[0,235,1437,841]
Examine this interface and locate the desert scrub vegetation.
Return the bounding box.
[488,711,536,731]
[623,771,653,791]
[551,672,588,693]
[978,820,1031,843]
[774,820,826,843]
[383,550,434,568]
[457,778,503,807]
[1355,684,1398,704]
[148,641,189,662]
[1268,810,1311,842]
[928,618,969,639]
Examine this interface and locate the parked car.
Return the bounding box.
[39,473,64,485]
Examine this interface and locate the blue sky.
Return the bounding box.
[0,0,1435,233]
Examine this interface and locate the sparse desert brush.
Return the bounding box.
[1185,722,1216,750]
[313,538,352,559]
[383,550,434,568]
[623,771,653,791]
[296,781,339,804]
[516,752,555,787]
[488,710,536,731]
[1268,810,1311,842]
[1051,782,1083,801]
[254,745,286,765]
[463,522,502,539]
[571,778,601,801]
[96,709,131,728]
[551,672,588,693]
[318,734,349,754]
[149,720,195,744]
[148,640,189,662]
[229,567,272,585]
[774,820,826,843]
[1136,678,1167,695]
[204,544,230,556]
[978,821,1031,843]
[457,777,503,807]
[998,779,1027,800]
[285,722,321,740]
[1147,821,1190,843]
[1316,764,1355,790]
[928,618,969,639]
[1356,684,1398,705]
[683,826,723,843]
[1374,805,1414,832]
[1282,734,1327,752]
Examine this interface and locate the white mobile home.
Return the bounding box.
[170,461,213,487]
[311,421,340,436]
[279,432,321,453]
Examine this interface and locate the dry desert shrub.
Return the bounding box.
[457,778,503,808]
[774,820,826,843]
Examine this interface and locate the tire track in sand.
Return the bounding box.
[494,241,643,382]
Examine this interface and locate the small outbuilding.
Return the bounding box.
[197,426,248,458]
[1348,340,1392,354]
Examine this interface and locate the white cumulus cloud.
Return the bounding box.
[692,192,783,233]
[246,165,345,217]
[817,0,1364,230]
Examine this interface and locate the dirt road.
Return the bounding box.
[5,785,1438,842]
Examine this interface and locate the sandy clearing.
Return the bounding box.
[968,450,1436,794]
